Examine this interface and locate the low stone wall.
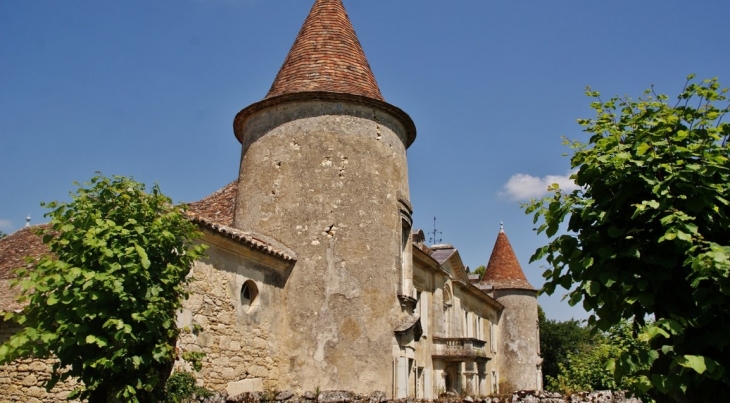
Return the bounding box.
[197,389,642,403]
[0,358,79,403]
[0,320,79,403]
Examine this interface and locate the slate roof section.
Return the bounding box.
[430,247,456,265]
[482,229,535,290]
[266,0,383,101]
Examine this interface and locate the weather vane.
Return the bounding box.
[429,216,442,245]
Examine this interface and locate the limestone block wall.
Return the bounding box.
[492,290,539,391]
[0,320,78,403]
[176,237,288,393]
[234,100,411,393]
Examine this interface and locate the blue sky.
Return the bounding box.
[1,0,728,321]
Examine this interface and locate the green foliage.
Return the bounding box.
[525,76,730,402]
[181,351,206,372]
[0,230,6,239]
[472,265,486,277]
[538,306,592,384]
[164,372,212,403]
[0,174,207,403]
[547,321,652,400]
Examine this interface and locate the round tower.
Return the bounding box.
[481,225,541,392]
[232,0,416,393]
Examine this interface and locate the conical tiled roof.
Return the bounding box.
[266,0,383,101]
[233,0,416,147]
[482,227,535,290]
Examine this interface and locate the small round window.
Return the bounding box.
[240,280,259,313]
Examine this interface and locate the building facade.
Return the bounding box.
[0,0,541,400]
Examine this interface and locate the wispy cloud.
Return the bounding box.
[0,219,12,231]
[500,172,578,201]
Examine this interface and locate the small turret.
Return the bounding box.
[481,224,541,391]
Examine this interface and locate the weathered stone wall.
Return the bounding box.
[234,100,412,393]
[0,320,79,403]
[492,290,540,392]
[177,237,289,394]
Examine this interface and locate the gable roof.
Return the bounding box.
[481,228,535,290]
[266,0,383,101]
[429,244,470,284]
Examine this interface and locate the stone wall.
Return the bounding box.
[0,320,79,403]
[234,100,411,393]
[492,290,540,391]
[176,242,287,394]
[198,389,642,403]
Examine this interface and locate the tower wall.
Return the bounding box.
[493,289,539,391]
[234,100,411,393]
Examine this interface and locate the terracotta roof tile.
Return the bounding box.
[186,181,238,226]
[189,215,297,262]
[0,226,49,280]
[266,0,383,101]
[482,230,535,290]
[186,181,297,262]
[0,225,50,312]
[0,184,297,311]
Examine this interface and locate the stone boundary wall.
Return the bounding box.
[199,389,642,403]
[0,357,79,403]
[0,320,79,403]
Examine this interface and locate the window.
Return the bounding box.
[398,198,413,297]
[240,280,259,313]
[443,285,452,307]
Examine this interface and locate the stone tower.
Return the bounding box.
[232,0,416,393]
[481,226,541,391]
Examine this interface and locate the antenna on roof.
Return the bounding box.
[429,216,442,245]
[500,221,504,233]
[25,214,31,228]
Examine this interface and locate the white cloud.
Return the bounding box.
[500,172,579,201]
[0,219,12,231]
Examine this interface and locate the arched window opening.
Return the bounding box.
[240,280,259,313]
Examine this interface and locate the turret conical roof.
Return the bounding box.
[266,0,383,101]
[482,226,535,290]
[233,0,416,147]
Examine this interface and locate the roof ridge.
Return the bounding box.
[265,0,383,100]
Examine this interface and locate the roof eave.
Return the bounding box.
[233,91,416,149]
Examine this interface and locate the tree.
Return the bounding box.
[547,321,651,398]
[538,306,591,384]
[0,174,206,403]
[0,230,6,239]
[472,265,486,277]
[525,76,730,402]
